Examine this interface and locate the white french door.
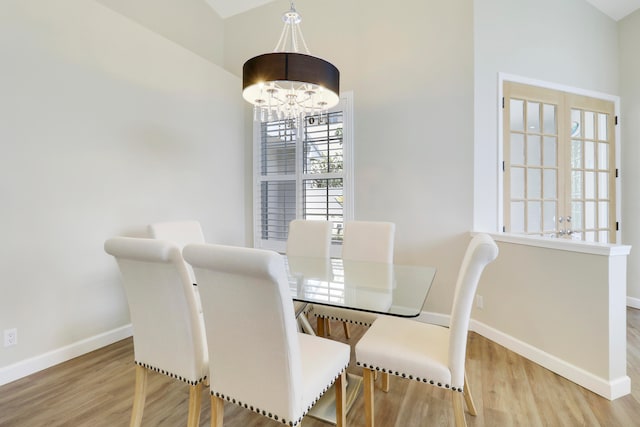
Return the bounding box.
[503,82,617,243]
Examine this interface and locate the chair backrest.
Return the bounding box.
[286,219,332,258]
[148,220,205,283]
[183,243,303,421]
[104,237,208,383]
[148,220,205,249]
[342,221,395,263]
[448,233,498,386]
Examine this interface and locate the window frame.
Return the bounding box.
[252,91,354,256]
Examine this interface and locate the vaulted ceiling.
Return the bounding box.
[584,0,640,21]
[203,0,275,19]
[205,0,640,21]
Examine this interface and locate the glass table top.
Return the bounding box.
[284,255,437,318]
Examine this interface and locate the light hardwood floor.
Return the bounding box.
[1,309,639,426]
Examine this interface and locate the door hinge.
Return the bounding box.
[615,115,619,125]
[616,168,619,178]
[502,161,505,172]
[616,221,619,231]
[502,226,506,232]
[502,97,505,109]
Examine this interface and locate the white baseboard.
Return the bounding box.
[0,324,132,387]
[469,319,630,400]
[415,310,450,326]
[416,310,629,400]
[627,296,640,310]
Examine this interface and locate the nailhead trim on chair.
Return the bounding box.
[210,365,348,426]
[135,361,207,386]
[313,313,374,327]
[355,361,463,393]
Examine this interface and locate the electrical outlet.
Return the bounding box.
[475,295,484,310]
[4,328,17,347]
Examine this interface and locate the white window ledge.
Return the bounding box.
[473,232,631,256]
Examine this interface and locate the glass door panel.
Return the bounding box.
[527,169,541,198]
[511,201,525,233]
[543,169,556,199]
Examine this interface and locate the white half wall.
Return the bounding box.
[472,234,631,400]
[0,0,245,379]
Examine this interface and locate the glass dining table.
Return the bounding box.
[283,255,437,425]
[285,255,437,319]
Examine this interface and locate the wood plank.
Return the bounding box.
[1,309,639,426]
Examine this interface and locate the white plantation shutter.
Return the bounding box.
[254,93,353,253]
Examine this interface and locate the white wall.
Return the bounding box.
[619,10,640,305]
[474,0,619,232]
[224,0,475,314]
[95,0,225,66]
[0,0,245,376]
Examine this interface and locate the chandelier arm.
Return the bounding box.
[295,25,311,55]
[274,23,289,52]
[291,28,298,53]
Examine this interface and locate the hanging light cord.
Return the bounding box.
[273,2,310,54]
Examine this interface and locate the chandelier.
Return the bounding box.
[242,3,340,127]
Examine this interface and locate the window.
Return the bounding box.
[254,92,353,254]
[503,82,617,243]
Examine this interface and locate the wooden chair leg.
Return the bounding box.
[317,317,326,337]
[463,371,477,416]
[210,394,224,427]
[342,321,351,339]
[130,365,148,427]
[381,372,390,393]
[335,371,347,427]
[363,368,375,427]
[187,382,203,427]
[452,391,467,427]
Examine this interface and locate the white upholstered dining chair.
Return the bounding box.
[355,233,499,427]
[147,220,205,248]
[183,243,350,427]
[148,220,207,314]
[286,219,333,258]
[147,220,205,282]
[286,219,333,334]
[104,237,208,427]
[313,220,395,338]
